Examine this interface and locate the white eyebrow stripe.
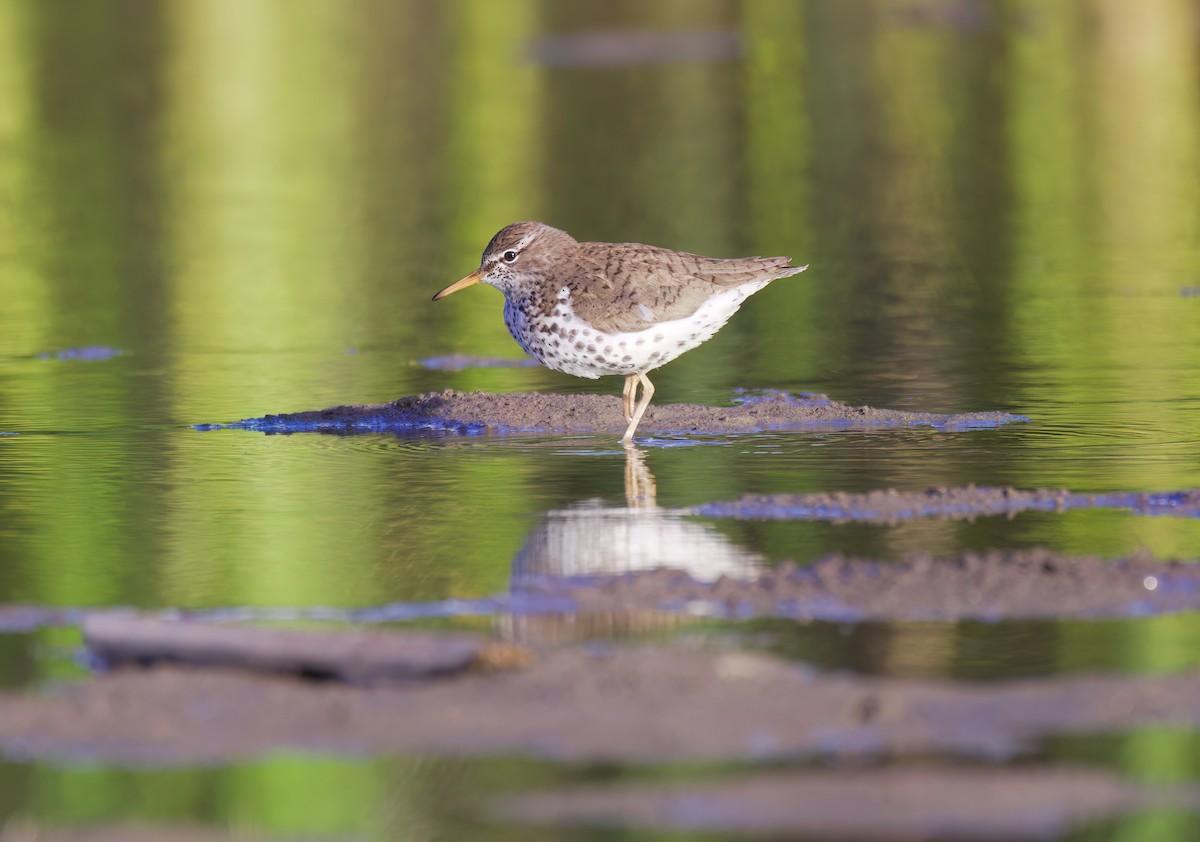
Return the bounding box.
[486,229,540,264]
[511,231,539,251]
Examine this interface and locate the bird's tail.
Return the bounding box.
[775,264,809,280]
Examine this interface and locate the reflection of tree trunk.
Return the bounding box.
[623,444,658,508]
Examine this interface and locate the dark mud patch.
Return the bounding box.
[418,353,539,371]
[503,766,1192,839]
[888,0,993,33]
[684,486,1200,522]
[6,630,1200,765]
[526,549,1198,622]
[6,549,1195,634]
[0,605,79,633]
[2,551,1190,638]
[84,615,530,684]
[35,346,124,362]
[196,390,1028,436]
[0,825,312,842]
[526,29,742,68]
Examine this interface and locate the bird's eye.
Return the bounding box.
[502,250,518,263]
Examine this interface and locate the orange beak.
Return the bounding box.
[432,268,485,301]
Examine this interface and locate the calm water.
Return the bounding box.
[1,0,1200,838]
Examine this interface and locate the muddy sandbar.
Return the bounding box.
[5,631,1200,765]
[3,618,1199,838]
[418,354,539,371]
[5,548,1194,635]
[196,390,1029,436]
[0,826,310,842]
[83,614,530,684]
[525,548,1199,622]
[503,766,1190,839]
[684,485,1200,522]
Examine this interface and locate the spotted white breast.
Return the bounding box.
[504,280,772,379]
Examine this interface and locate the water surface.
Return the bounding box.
[1,0,1199,838]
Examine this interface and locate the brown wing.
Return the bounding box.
[565,242,803,334]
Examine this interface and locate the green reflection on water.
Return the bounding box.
[2,0,1199,603]
[0,0,1195,628]
[0,754,728,841]
[0,757,385,838]
[1,0,1200,834]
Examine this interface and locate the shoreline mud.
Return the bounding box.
[2,619,1200,767]
[683,485,1200,522]
[196,389,1030,436]
[3,538,1199,837]
[518,548,1199,622]
[4,546,1198,631]
[2,616,1199,839]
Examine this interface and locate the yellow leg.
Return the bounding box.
[621,374,638,422]
[621,372,655,443]
[623,443,657,508]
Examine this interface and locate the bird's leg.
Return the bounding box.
[621,374,638,422]
[621,372,655,443]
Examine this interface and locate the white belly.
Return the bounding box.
[504,281,769,379]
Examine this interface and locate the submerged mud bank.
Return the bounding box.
[418,353,539,371]
[504,766,1192,839]
[196,390,1029,436]
[2,549,1196,633]
[0,830,288,839]
[83,614,532,684]
[0,826,298,842]
[685,485,1200,522]
[6,607,1200,836]
[525,549,1200,622]
[4,624,1200,766]
[0,605,79,632]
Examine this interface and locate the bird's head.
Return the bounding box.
[433,221,578,301]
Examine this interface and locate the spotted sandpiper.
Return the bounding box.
[433,222,808,442]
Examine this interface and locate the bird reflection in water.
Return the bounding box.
[623,443,657,509]
[503,446,763,643]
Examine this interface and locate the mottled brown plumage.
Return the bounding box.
[568,244,798,334]
[433,222,808,442]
